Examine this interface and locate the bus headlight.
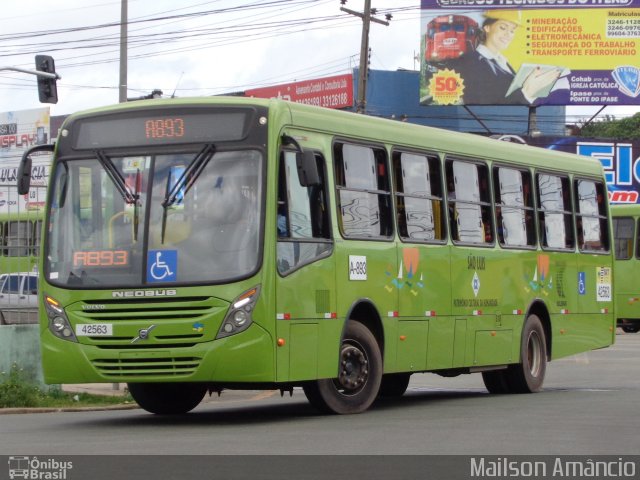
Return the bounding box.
[45,295,78,342]
[216,286,260,339]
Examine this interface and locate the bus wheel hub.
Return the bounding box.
[339,344,368,391]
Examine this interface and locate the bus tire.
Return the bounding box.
[127,382,207,414]
[302,321,382,414]
[505,314,547,393]
[481,370,510,394]
[378,373,411,397]
[621,325,640,333]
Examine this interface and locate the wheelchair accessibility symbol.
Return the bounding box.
[147,250,177,282]
[578,271,586,295]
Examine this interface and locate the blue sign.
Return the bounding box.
[147,250,178,282]
[578,272,586,296]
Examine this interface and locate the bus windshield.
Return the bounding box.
[46,148,262,287]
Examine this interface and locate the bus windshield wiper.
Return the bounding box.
[133,168,141,242]
[95,150,137,204]
[160,144,215,243]
[96,151,140,242]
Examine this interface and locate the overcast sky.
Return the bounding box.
[1,0,636,122]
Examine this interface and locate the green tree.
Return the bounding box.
[579,112,640,139]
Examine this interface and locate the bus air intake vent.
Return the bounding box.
[91,356,201,378]
[315,290,330,314]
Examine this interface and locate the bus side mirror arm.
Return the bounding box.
[281,135,320,187]
[17,143,54,195]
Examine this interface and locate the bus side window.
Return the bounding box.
[334,143,392,239]
[0,222,5,256]
[446,159,492,245]
[636,218,640,260]
[31,220,43,256]
[575,179,609,252]
[536,173,574,250]
[277,150,332,275]
[613,217,634,260]
[393,150,445,243]
[493,166,535,248]
[7,221,30,257]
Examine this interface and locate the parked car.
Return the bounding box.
[0,272,39,325]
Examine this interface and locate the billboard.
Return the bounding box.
[515,136,640,204]
[245,74,353,109]
[0,108,51,215]
[420,3,640,106]
[0,107,50,160]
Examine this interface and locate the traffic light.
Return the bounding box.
[35,55,58,104]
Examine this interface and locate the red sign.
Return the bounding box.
[245,74,353,109]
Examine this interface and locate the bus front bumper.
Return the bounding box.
[40,323,275,385]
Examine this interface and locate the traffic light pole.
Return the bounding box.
[1,60,60,104]
[0,66,59,80]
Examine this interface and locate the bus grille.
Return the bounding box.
[91,356,201,378]
[67,295,227,349]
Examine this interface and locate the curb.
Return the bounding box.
[0,403,139,415]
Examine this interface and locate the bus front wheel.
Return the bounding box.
[303,321,382,414]
[127,382,207,414]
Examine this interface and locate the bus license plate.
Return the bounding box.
[75,324,113,337]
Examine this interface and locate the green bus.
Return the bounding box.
[0,165,47,274]
[0,161,48,324]
[18,97,615,415]
[612,204,640,333]
[0,206,42,275]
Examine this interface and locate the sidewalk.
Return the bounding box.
[0,384,136,415]
[62,383,128,397]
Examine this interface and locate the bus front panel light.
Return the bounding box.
[216,285,261,339]
[44,295,78,342]
[233,310,248,326]
[52,317,66,332]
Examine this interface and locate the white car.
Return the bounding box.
[0,272,39,325]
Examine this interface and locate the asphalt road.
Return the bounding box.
[1,333,638,457]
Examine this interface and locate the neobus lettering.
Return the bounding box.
[112,289,177,298]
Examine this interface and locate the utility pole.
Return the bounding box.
[527,106,540,137]
[341,0,390,114]
[119,0,128,103]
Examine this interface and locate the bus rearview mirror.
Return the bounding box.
[18,144,55,195]
[296,150,320,187]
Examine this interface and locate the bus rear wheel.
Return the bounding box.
[303,321,382,414]
[378,373,411,397]
[621,324,640,333]
[481,369,510,394]
[505,314,547,393]
[127,382,207,414]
